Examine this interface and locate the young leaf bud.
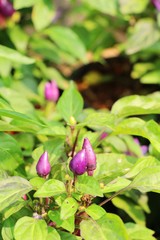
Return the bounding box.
[69,149,87,175]
[44,80,59,102]
[36,151,51,177]
[82,138,96,175]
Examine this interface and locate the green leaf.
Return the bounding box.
[80,213,129,240]
[48,210,75,233]
[34,179,66,198]
[30,37,61,63]
[29,177,46,190]
[119,0,149,14]
[102,177,131,193]
[37,61,69,89]
[2,216,16,240]
[0,87,34,114]
[145,120,160,152]
[0,176,32,212]
[94,153,136,181]
[57,82,84,123]
[79,111,116,130]
[8,25,29,52]
[44,26,86,61]
[58,230,81,240]
[112,196,145,225]
[111,95,160,118]
[60,197,79,220]
[125,19,160,55]
[44,138,65,165]
[14,217,48,240]
[141,70,160,84]
[32,0,55,31]
[48,210,63,227]
[47,227,61,240]
[0,109,44,132]
[114,118,145,137]
[0,57,11,77]
[113,118,160,153]
[125,222,156,240]
[0,133,23,172]
[14,0,36,9]
[38,124,66,137]
[125,156,160,179]
[61,215,75,233]
[2,201,26,219]
[0,120,21,132]
[85,204,106,220]
[129,166,160,193]
[82,0,118,16]
[76,175,103,197]
[0,45,35,64]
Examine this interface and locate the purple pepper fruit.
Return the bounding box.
[36,151,51,177]
[44,80,59,102]
[69,149,87,175]
[0,0,15,17]
[82,138,96,176]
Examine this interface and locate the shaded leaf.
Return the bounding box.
[112,196,145,225]
[0,133,23,172]
[0,176,32,212]
[44,26,86,61]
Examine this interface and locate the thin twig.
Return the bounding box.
[99,186,130,207]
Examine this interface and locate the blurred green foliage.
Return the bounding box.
[0,0,160,92]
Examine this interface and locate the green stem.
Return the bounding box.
[71,129,80,158]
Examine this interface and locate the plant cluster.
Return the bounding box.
[1,0,160,240]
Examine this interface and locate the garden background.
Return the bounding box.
[1,0,160,239]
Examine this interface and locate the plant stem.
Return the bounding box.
[73,173,77,188]
[71,129,80,158]
[99,186,130,207]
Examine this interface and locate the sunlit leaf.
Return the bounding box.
[14,217,48,240]
[60,197,79,220]
[34,179,66,197]
[80,213,129,240]
[0,45,35,64]
[57,82,83,123]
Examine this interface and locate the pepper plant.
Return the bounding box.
[1,80,160,239]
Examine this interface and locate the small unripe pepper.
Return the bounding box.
[44,80,59,102]
[82,138,96,176]
[69,149,87,175]
[36,151,51,177]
